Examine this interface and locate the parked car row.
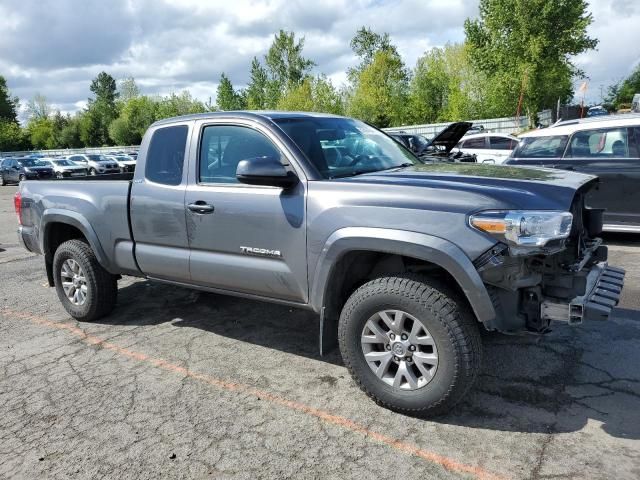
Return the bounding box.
[1,150,138,184]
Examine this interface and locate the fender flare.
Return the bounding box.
[310,227,496,324]
[41,209,113,272]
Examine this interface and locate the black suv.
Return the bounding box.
[1,157,54,185]
[505,116,640,233]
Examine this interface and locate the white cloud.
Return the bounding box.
[1,0,638,115]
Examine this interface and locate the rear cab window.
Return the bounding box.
[145,125,189,185]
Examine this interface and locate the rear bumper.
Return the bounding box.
[541,262,625,324]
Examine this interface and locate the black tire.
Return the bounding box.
[53,239,117,322]
[338,274,482,416]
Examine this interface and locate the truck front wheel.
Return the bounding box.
[338,275,481,416]
[53,239,117,322]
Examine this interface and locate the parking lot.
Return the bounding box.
[1,184,639,479]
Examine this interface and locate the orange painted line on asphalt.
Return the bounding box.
[2,308,506,480]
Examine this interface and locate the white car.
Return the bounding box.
[65,154,120,175]
[40,158,88,178]
[453,133,520,164]
[105,155,136,173]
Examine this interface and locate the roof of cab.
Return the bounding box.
[151,110,346,127]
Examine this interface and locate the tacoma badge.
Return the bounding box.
[240,246,282,257]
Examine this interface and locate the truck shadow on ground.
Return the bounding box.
[102,279,640,440]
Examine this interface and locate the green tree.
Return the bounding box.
[246,57,268,109]
[277,76,344,115]
[79,108,103,146]
[465,0,598,123]
[0,119,29,151]
[85,72,119,145]
[27,117,56,149]
[26,93,51,120]
[118,76,140,102]
[408,43,497,124]
[348,27,398,81]
[216,73,246,110]
[155,91,206,119]
[109,96,158,145]
[606,65,640,109]
[264,30,315,107]
[0,76,18,122]
[59,115,83,148]
[347,49,408,128]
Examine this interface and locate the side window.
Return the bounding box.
[490,136,515,150]
[145,125,188,185]
[462,137,486,149]
[199,125,280,184]
[566,128,629,158]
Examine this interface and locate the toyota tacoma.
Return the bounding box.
[16,111,624,415]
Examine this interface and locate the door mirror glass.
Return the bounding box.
[236,155,298,189]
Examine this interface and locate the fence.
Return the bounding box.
[0,145,139,158]
[383,109,553,137]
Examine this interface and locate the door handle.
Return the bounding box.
[187,201,215,214]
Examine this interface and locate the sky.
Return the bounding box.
[0,0,638,122]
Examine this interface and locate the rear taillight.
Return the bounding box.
[14,191,22,225]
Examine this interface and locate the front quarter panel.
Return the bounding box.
[310,227,497,324]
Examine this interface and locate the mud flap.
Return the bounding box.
[319,307,338,356]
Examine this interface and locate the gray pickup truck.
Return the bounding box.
[16,111,625,415]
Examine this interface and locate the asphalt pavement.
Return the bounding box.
[1,184,639,480]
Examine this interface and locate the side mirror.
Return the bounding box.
[236,156,298,189]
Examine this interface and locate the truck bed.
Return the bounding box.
[18,177,137,276]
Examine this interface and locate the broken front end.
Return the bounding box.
[470,190,624,334]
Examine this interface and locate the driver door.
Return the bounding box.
[184,120,308,303]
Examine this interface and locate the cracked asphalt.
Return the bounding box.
[1,185,639,479]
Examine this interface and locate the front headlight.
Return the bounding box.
[470,210,573,249]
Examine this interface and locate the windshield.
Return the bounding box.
[272,117,417,179]
[19,158,48,167]
[117,156,133,161]
[87,154,106,161]
[511,135,568,158]
[54,160,73,166]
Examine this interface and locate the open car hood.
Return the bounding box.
[425,122,472,154]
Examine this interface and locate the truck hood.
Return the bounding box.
[341,163,598,211]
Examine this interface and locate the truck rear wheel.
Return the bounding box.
[338,275,481,416]
[53,239,117,322]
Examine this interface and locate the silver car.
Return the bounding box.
[66,154,120,175]
[41,158,88,179]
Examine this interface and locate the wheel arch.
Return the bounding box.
[311,228,496,354]
[42,210,113,285]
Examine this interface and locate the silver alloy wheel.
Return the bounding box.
[60,258,88,306]
[361,309,439,390]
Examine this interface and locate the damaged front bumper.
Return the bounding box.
[541,262,625,325]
